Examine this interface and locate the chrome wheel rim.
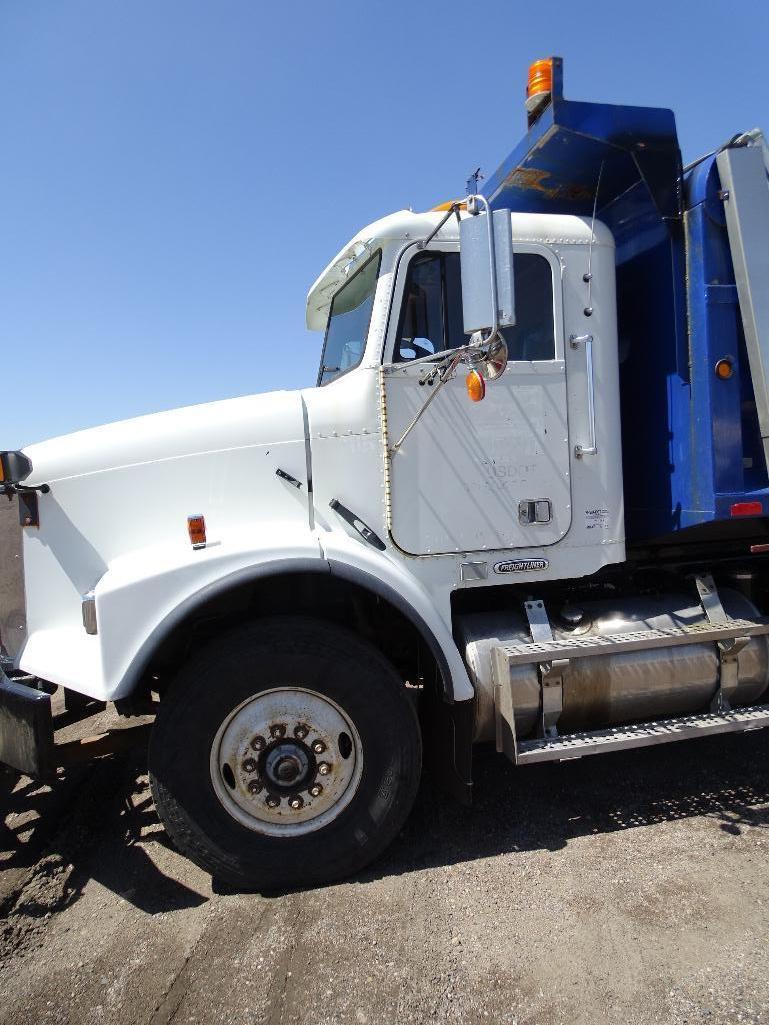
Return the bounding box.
[209,687,364,837]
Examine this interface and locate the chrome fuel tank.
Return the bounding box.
[459,591,769,742]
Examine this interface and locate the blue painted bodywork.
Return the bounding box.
[483,60,767,540]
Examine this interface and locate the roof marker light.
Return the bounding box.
[431,199,466,212]
[526,58,553,113]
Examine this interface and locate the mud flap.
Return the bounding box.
[420,674,474,806]
[0,670,55,779]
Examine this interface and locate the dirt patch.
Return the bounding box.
[0,730,768,1025]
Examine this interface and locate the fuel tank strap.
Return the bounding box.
[524,599,566,739]
[695,574,751,713]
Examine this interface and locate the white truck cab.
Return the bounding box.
[3,59,769,890]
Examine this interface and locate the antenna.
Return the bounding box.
[466,167,484,195]
[584,159,605,317]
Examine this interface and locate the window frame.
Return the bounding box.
[317,249,382,387]
[383,241,564,365]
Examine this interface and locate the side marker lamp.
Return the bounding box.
[466,369,486,403]
[715,358,734,380]
[82,593,98,635]
[731,501,762,518]
[188,515,207,549]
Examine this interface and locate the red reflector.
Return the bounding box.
[750,543,769,553]
[188,514,207,548]
[731,501,763,517]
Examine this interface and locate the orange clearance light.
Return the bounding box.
[188,514,207,549]
[466,369,486,403]
[527,58,553,103]
[715,358,734,380]
[431,199,467,212]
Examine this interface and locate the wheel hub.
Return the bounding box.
[209,687,363,837]
[263,741,313,790]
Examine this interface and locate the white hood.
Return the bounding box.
[23,389,305,486]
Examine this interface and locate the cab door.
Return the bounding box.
[383,245,571,555]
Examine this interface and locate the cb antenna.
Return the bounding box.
[466,167,484,195]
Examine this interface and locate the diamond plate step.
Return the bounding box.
[498,617,769,667]
[516,704,769,764]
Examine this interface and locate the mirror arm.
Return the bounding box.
[385,341,476,373]
[417,202,461,251]
[388,351,464,454]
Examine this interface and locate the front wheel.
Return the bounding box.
[148,616,422,890]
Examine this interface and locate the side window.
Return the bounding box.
[500,254,555,361]
[395,254,444,361]
[394,250,555,362]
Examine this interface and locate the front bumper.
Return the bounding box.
[0,668,54,778]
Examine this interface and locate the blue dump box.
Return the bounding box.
[482,58,768,541]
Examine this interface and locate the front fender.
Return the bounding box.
[21,522,474,704]
[320,531,473,702]
[20,524,323,700]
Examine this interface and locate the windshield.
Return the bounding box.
[317,250,381,386]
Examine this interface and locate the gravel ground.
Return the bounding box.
[0,713,767,1025]
[2,498,768,1023]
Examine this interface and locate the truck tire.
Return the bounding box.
[148,616,422,890]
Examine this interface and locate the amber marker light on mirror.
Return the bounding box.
[466,369,486,402]
[188,515,207,549]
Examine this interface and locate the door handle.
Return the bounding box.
[570,334,597,457]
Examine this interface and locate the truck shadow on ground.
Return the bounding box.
[2,729,768,916]
[0,751,206,920]
[368,728,769,884]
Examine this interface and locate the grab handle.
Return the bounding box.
[570,334,597,457]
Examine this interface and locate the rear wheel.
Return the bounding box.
[148,616,422,890]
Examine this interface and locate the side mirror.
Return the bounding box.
[459,202,516,336]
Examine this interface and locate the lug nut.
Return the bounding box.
[265,795,280,808]
[250,735,266,751]
[309,784,323,797]
[270,724,286,739]
[293,724,309,740]
[242,758,258,773]
[289,796,304,810]
[312,740,326,754]
[247,780,263,795]
[317,762,331,776]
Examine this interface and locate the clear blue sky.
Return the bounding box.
[1,0,768,448]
